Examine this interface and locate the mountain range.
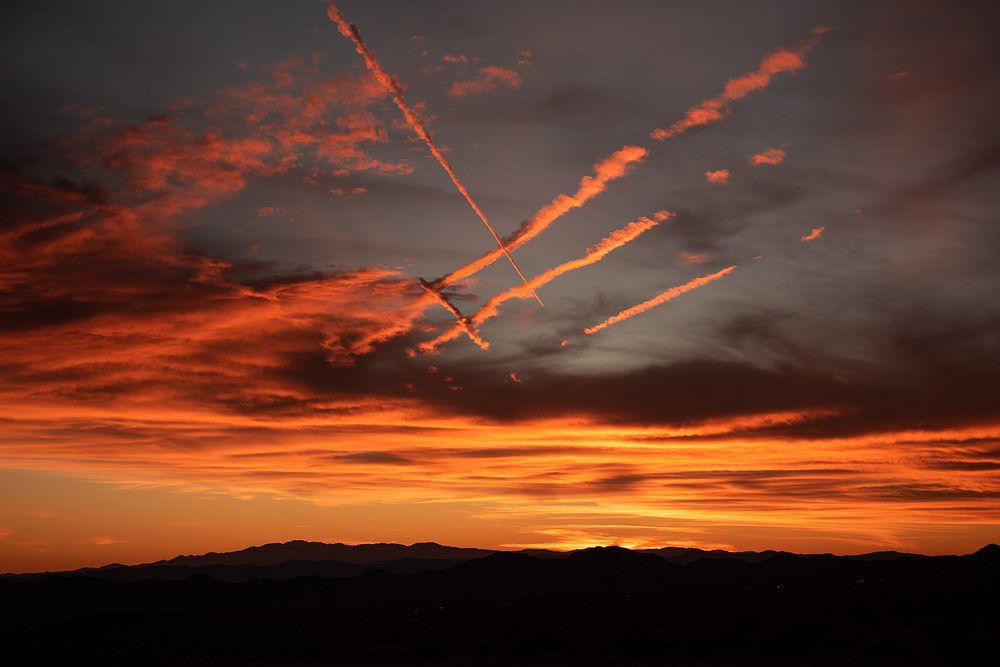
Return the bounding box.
[3,541,997,665]
[1,539,939,582]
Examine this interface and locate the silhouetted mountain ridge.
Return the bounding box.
[157,539,494,568]
[5,540,997,581]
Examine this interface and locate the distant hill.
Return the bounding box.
[638,545,788,564]
[156,539,495,567]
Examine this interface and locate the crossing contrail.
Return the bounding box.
[326,2,543,306]
[418,279,489,351]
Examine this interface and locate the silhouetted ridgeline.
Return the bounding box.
[2,542,997,665]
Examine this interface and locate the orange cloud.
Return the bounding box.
[748,148,786,166]
[206,67,411,177]
[651,27,828,141]
[801,226,826,242]
[584,266,737,335]
[1,114,428,390]
[448,66,522,98]
[705,169,730,184]
[0,49,429,372]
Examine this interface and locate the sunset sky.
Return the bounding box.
[1,0,998,573]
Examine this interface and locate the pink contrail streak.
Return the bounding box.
[650,27,828,141]
[584,266,737,335]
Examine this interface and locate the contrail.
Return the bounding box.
[418,278,489,351]
[420,213,667,353]
[584,266,737,335]
[432,145,648,289]
[651,26,828,141]
[326,2,543,306]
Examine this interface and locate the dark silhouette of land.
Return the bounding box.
[3,541,997,665]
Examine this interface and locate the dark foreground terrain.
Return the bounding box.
[3,543,998,665]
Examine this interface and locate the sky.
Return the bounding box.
[1,0,998,572]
